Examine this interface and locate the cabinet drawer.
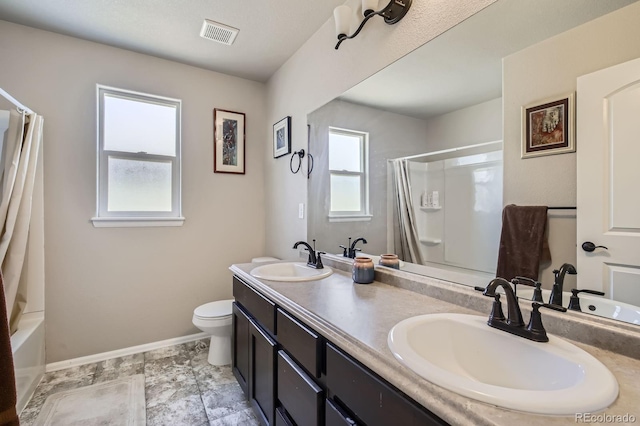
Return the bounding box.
[277,350,323,426]
[277,308,322,378]
[326,343,447,426]
[326,398,358,426]
[275,407,294,426]
[233,277,276,335]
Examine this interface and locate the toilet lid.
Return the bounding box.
[194,299,233,319]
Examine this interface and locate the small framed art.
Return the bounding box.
[214,109,245,174]
[521,93,575,159]
[273,116,291,158]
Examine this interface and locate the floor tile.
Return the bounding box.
[19,339,253,426]
[144,343,190,362]
[209,407,259,426]
[146,393,208,426]
[40,363,97,386]
[201,382,249,422]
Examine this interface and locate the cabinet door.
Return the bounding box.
[232,302,250,396]
[249,319,277,426]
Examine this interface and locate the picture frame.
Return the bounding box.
[273,116,291,158]
[521,93,575,159]
[214,109,245,174]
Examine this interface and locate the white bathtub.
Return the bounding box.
[9,311,45,414]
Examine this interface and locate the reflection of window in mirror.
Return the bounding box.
[328,127,370,221]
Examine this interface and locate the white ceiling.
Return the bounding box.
[0,0,345,82]
[339,0,638,120]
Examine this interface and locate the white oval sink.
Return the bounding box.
[250,262,333,282]
[388,313,618,415]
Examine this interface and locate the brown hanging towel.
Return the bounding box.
[496,205,551,282]
[0,271,20,426]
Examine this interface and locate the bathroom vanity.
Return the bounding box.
[232,275,443,426]
[230,259,640,426]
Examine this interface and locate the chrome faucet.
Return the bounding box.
[475,278,566,342]
[293,240,325,269]
[549,263,577,306]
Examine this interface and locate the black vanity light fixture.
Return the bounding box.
[333,0,413,50]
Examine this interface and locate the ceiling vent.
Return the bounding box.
[200,19,239,45]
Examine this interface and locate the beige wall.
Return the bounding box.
[503,2,640,288]
[307,100,430,256]
[307,97,502,261]
[423,97,503,151]
[264,0,498,260]
[0,21,267,362]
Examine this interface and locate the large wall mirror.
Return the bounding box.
[307,0,640,326]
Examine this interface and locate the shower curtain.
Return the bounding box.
[390,159,424,264]
[0,109,44,334]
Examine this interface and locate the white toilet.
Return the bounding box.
[192,299,234,365]
[192,257,279,366]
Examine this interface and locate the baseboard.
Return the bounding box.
[45,332,209,372]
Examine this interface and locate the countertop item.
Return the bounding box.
[229,261,640,426]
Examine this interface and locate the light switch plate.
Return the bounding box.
[298,203,304,219]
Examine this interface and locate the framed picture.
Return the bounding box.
[521,93,575,159]
[273,116,291,158]
[214,109,245,174]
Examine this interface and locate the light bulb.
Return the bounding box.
[334,5,352,37]
[362,0,379,16]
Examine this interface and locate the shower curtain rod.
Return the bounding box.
[388,140,502,162]
[0,87,33,114]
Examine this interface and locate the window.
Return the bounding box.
[93,85,183,227]
[328,127,370,221]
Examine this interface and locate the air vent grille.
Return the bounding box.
[200,19,239,45]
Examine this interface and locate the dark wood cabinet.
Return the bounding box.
[326,343,447,426]
[277,308,323,378]
[249,319,277,426]
[275,407,295,426]
[325,398,359,426]
[277,350,323,426]
[234,276,276,336]
[232,302,250,395]
[232,275,448,426]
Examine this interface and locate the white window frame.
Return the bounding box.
[328,127,371,222]
[92,85,184,227]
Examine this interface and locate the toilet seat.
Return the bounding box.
[193,299,233,320]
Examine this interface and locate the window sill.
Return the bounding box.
[91,217,185,228]
[328,215,372,223]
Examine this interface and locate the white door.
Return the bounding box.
[577,57,640,306]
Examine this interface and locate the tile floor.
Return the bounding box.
[19,339,259,426]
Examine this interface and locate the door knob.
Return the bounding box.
[582,241,608,252]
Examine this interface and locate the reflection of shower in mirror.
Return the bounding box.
[388,142,502,274]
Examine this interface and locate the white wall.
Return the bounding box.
[264,0,498,260]
[503,2,640,288]
[0,20,267,362]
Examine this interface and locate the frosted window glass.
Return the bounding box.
[108,158,172,212]
[331,175,361,212]
[104,95,176,156]
[329,132,361,172]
